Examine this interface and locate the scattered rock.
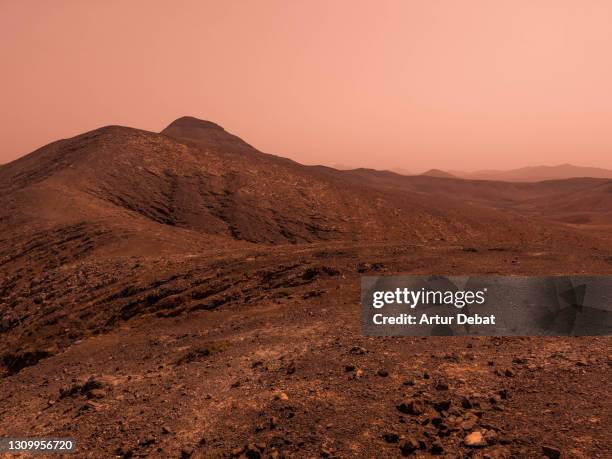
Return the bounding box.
[433,400,451,412]
[87,388,106,399]
[542,445,561,459]
[383,433,399,443]
[399,437,420,456]
[397,400,424,415]
[460,419,476,431]
[269,416,279,429]
[464,431,487,447]
[115,447,134,458]
[430,441,444,454]
[138,437,156,447]
[60,376,105,399]
[357,262,385,273]
[484,430,498,445]
[244,443,262,458]
[435,381,449,391]
[349,346,367,355]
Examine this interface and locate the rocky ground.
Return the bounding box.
[1,242,610,458]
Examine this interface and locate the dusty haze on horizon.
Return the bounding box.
[2,0,612,172]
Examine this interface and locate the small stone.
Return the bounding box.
[275,392,289,401]
[180,447,193,459]
[254,422,266,432]
[244,443,261,459]
[116,447,134,458]
[344,364,355,372]
[435,381,449,391]
[383,433,399,443]
[503,368,514,377]
[80,400,101,412]
[377,369,389,377]
[430,441,444,454]
[484,430,498,445]
[87,389,106,399]
[433,400,451,412]
[399,437,420,456]
[138,437,156,447]
[161,426,171,434]
[269,416,279,429]
[397,400,423,415]
[542,445,561,459]
[349,346,367,355]
[464,431,487,447]
[460,419,476,431]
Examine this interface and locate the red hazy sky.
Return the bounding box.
[2,1,612,172]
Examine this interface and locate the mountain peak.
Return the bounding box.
[163,116,225,132]
[161,116,253,152]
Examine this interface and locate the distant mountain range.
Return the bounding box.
[337,163,612,183]
[448,164,612,182]
[421,169,457,179]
